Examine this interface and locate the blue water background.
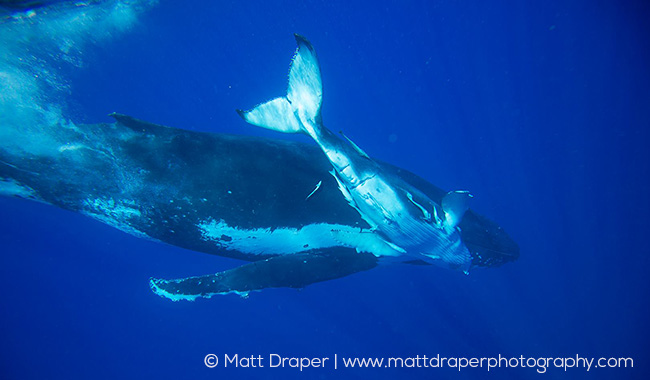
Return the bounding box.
[1,1,648,379]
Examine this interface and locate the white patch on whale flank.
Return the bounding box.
[197,218,401,257]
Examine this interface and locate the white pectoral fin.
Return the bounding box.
[442,190,473,228]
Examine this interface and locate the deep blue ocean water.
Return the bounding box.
[1,1,648,379]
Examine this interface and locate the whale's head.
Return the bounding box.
[382,164,520,270]
[458,210,520,268]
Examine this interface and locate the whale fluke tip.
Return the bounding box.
[293,33,314,51]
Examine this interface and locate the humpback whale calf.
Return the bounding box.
[0,36,519,301]
[240,35,474,272]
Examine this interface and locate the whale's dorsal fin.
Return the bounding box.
[109,113,170,134]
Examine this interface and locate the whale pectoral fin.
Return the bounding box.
[149,248,378,301]
[442,190,473,228]
[109,113,170,134]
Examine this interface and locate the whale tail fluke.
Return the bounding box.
[237,34,323,134]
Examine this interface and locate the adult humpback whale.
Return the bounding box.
[0,36,519,301]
